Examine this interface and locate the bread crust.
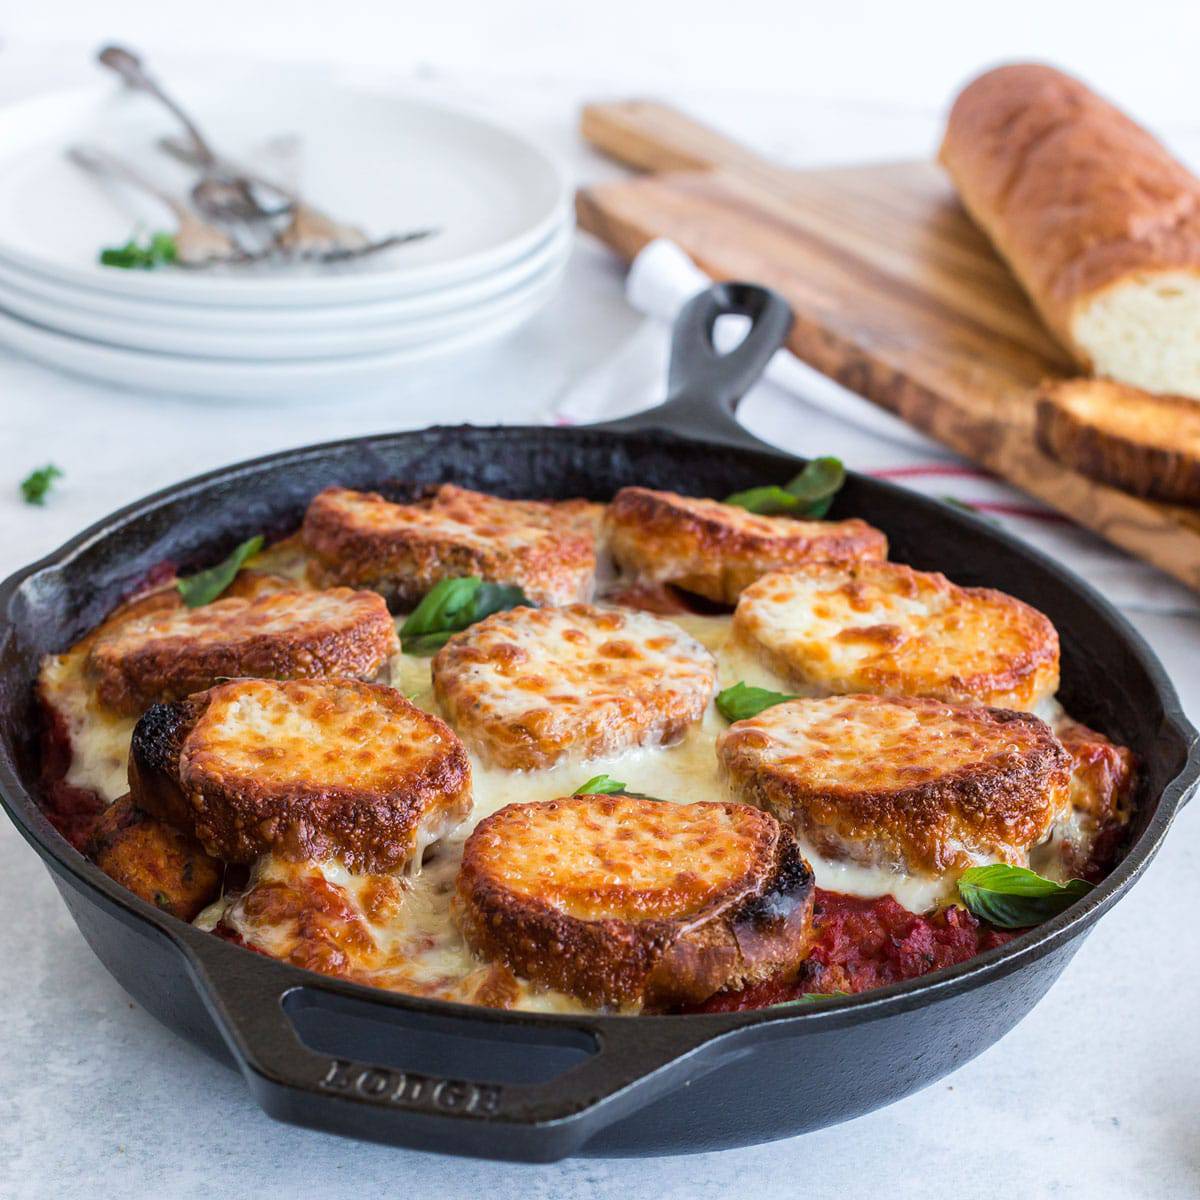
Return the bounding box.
[939,63,1200,367]
[86,794,222,921]
[731,562,1060,710]
[431,603,717,769]
[86,587,397,715]
[300,485,597,608]
[605,486,887,604]
[128,678,471,872]
[1036,378,1200,503]
[717,694,1073,876]
[454,795,815,1010]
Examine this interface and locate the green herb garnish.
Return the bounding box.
[715,681,802,722]
[400,576,528,655]
[572,774,661,801]
[725,457,845,517]
[99,230,178,270]
[772,991,850,1008]
[956,864,1093,930]
[176,535,264,608]
[20,463,63,506]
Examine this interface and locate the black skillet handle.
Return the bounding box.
[597,281,794,449]
[179,930,740,1160]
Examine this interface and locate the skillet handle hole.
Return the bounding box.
[282,987,597,1086]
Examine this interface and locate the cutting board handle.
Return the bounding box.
[581,99,769,176]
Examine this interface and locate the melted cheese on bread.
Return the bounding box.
[605,486,887,604]
[717,694,1073,901]
[731,562,1060,710]
[431,604,717,769]
[301,486,596,607]
[86,586,397,715]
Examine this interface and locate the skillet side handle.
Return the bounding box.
[179,932,734,1162]
[597,282,794,449]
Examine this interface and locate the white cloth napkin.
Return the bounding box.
[553,239,1199,615]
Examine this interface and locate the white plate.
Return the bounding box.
[0,233,571,359]
[0,257,566,400]
[0,245,567,359]
[0,78,568,306]
[0,218,572,332]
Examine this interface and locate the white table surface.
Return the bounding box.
[1,38,1199,1200]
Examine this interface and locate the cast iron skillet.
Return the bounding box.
[0,285,1197,1162]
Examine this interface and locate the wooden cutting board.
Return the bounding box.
[576,99,1200,593]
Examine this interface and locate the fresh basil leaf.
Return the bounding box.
[401,577,482,640]
[471,582,528,622]
[722,484,802,515]
[715,681,802,722]
[772,991,850,1008]
[725,456,845,517]
[176,535,264,608]
[572,774,662,801]
[574,774,627,795]
[20,463,62,505]
[399,576,529,655]
[957,864,1093,930]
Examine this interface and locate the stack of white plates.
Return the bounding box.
[0,73,572,400]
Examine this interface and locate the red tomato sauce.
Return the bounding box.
[691,888,1015,1012]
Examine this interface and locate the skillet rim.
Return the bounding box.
[0,419,1197,1038]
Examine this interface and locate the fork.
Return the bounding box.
[68,144,248,266]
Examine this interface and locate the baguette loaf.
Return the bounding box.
[940,64,1200,399]
[1036,378,1200,503]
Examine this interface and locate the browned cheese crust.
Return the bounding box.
[431,603,717,769]
[731,561,1060,710]
[454,794,815,1010]
[300,484,598,608]
[1036,377,1200,503]
[939,63,1200,365]
[717,694,1073,876]
[86,794,222,921]
[128,678,472,872]
[85,586,397,715]
[604,486,887,604]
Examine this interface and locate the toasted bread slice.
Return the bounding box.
[718,695,1072,887]
[1036,377,1200,502]
[431,603,717,770]
[36,571,300,804]
[129,678,471,872]
[730,561,1060,710]
[605,486,887,604]
[454,794,815,1010]
[300,485,597,608]
[85,586,397,716]
[86,795,222,921]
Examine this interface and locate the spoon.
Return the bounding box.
[97,44,286,224]
[68,144,247,266]
[160,135,436,261]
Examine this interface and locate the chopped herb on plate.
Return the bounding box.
[99,230,178,270]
